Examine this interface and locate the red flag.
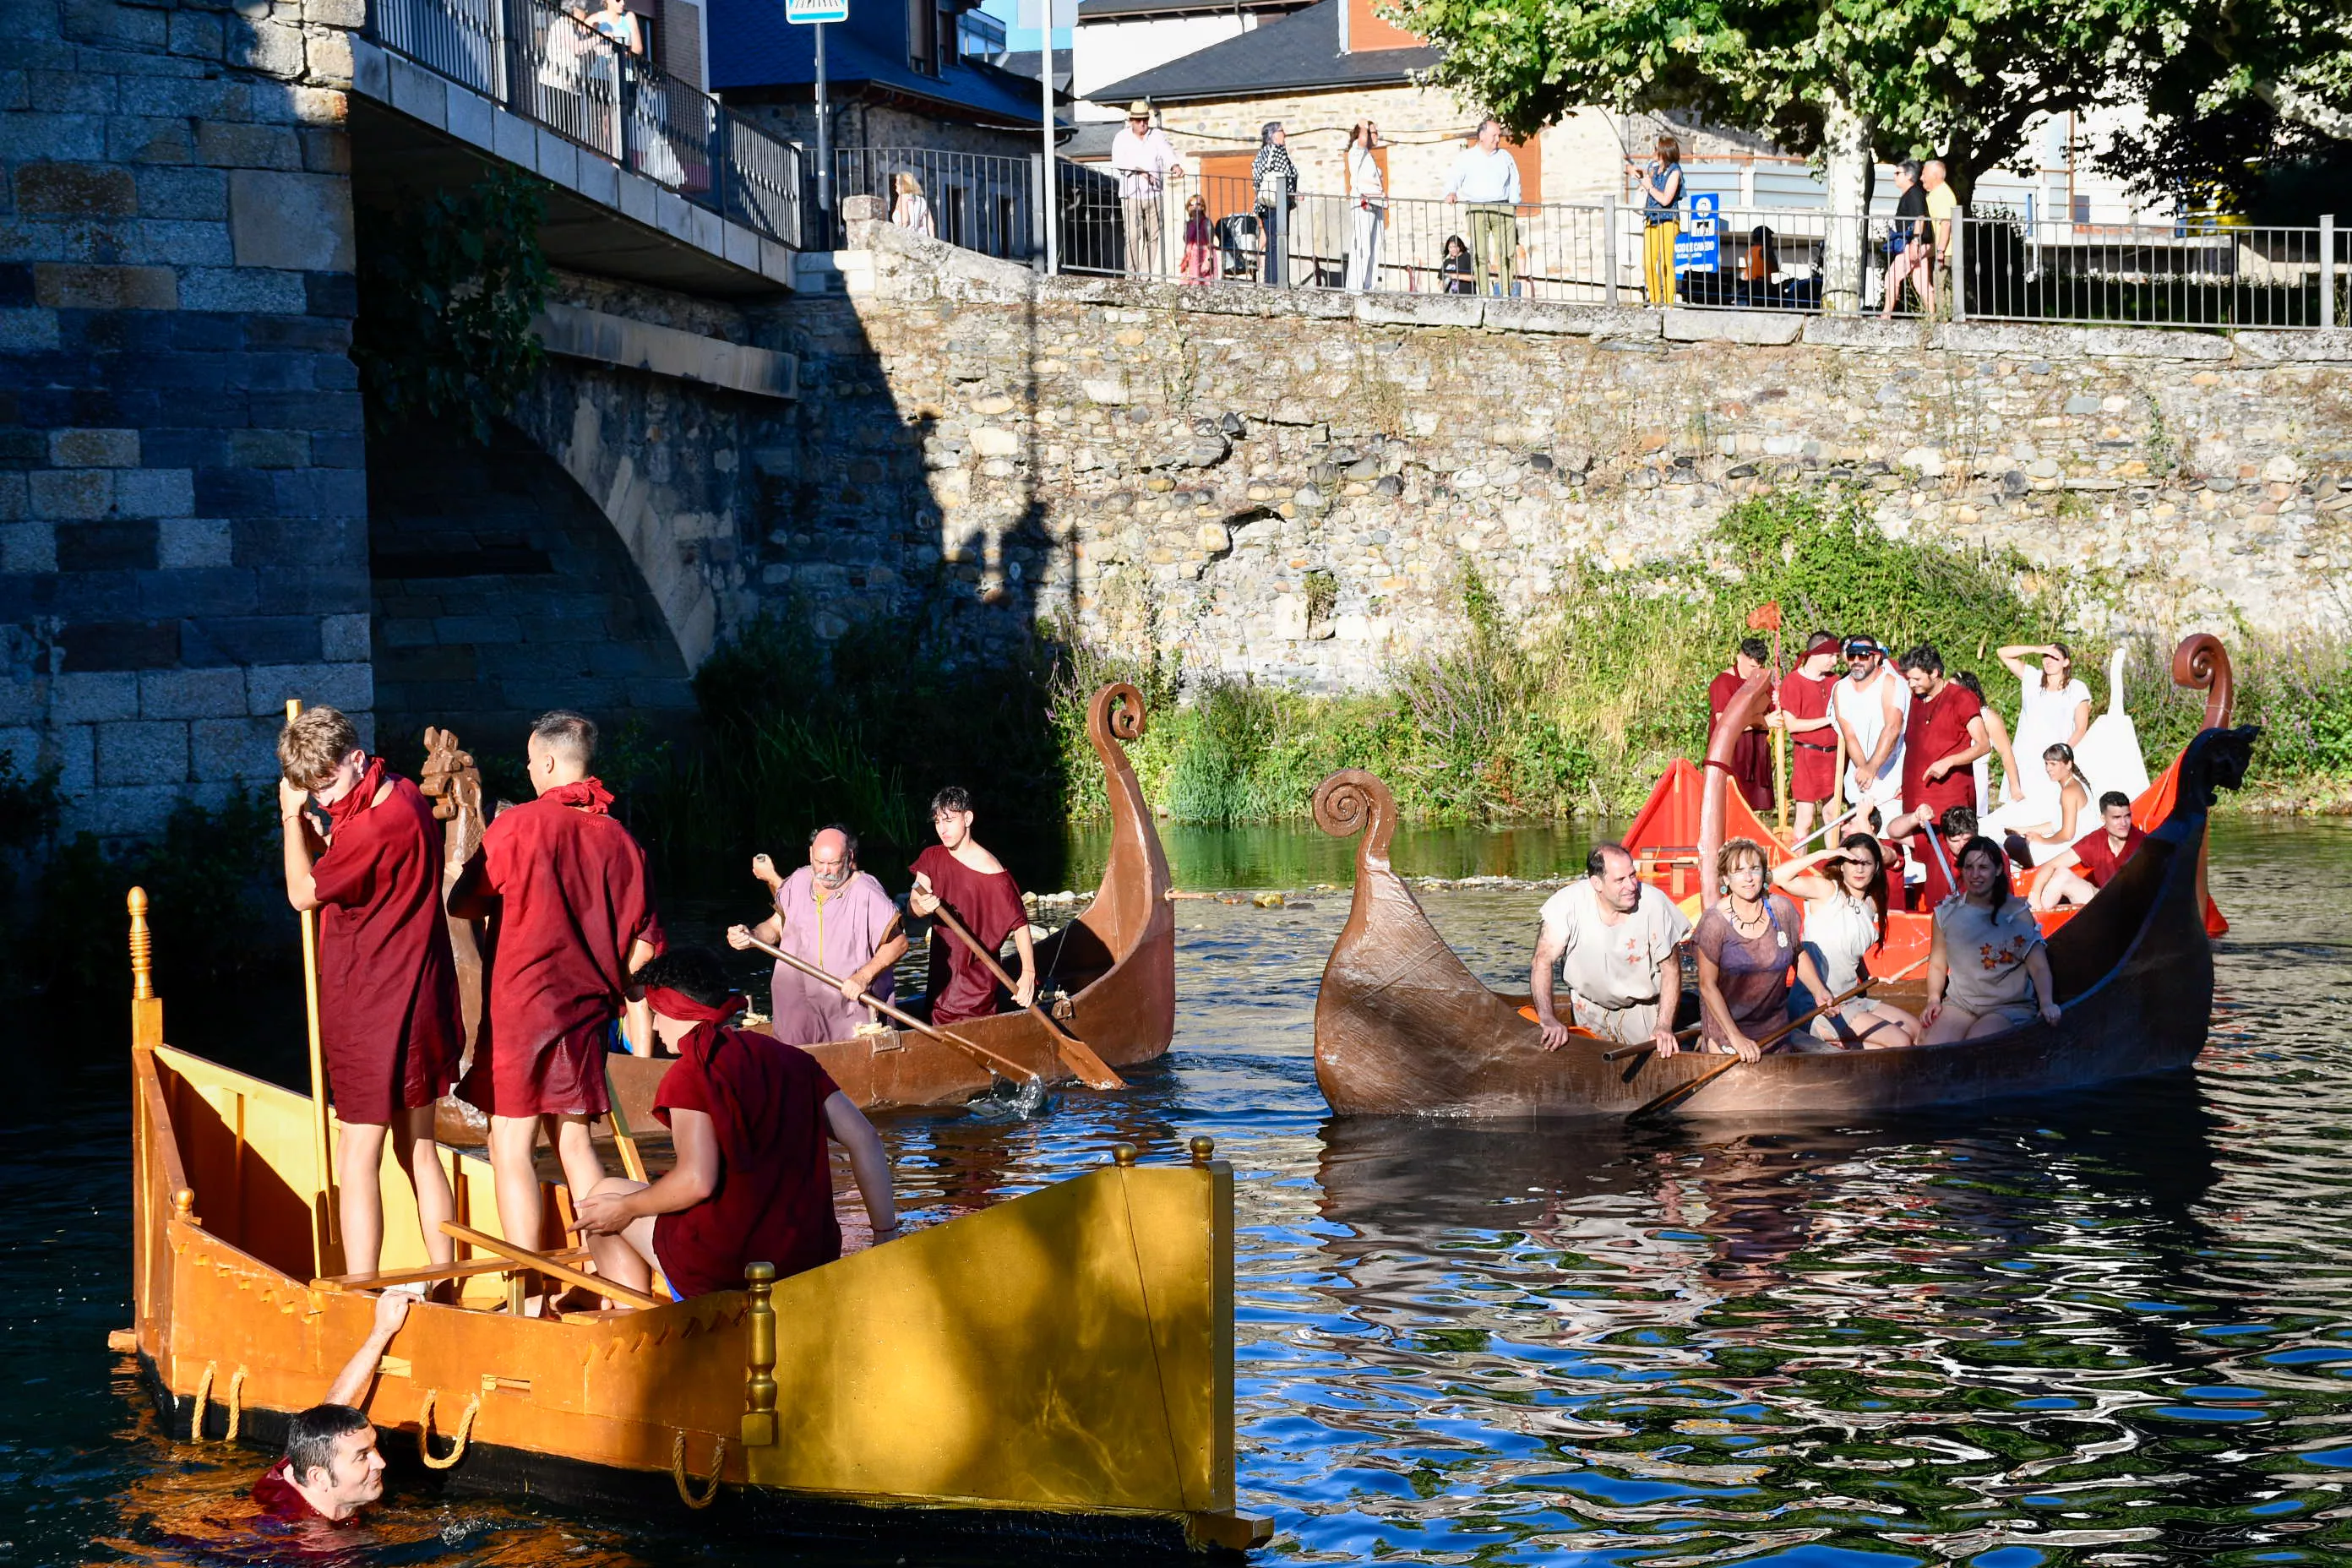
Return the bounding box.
[1746,602,1783,631]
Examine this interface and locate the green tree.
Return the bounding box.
[1389,0,2146,308]
[2103,0,2352,210]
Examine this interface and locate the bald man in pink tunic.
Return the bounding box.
[727,825,908,1047]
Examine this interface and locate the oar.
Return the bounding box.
[602,1057,647,1184]
[917,890,1126,1092]
[738,931,1043,1088]
[286,698,337,1274]
[1627,954,1931,1121]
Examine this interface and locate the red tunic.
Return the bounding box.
[309,763,462,1125]
[251,1457,329,1523]
[651,1026,842,1296]
[459,780,662,1119]
[910,844,1027,1026]
[1778,670,1838,803]
[1900,679,1984,820]
[1708,670,1775,813]
[2071,824,2148,888]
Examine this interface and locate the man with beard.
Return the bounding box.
[1530,841,1693,1054]
[727,825,907,1047]
[249,1293,414,1527]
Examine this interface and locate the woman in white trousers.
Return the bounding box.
[1346,122,1385,293]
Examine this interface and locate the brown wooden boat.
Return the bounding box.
[123,896,1262,1555]
[1309,640,2259,1120]
[423,681,1175,1140]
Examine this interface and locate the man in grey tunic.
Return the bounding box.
[1529,841,1692,1053]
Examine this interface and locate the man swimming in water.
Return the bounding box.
[249,1291,413,1526]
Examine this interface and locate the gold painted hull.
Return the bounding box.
[129,1039,1264,1554]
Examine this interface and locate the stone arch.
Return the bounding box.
[368,415,697,754]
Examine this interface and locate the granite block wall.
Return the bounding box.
[0,0,368,833]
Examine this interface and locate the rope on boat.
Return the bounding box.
[223,1367,245,1444]
[417,1389,479,1469]
[189,1362,214,1441]
[671,1430,725,1509]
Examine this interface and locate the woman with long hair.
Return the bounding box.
[1772,834,1921,1048]
[1344,121,1385,292]
[889,171,934,238]
[1635,133,1683,306]
[2002,742,2093,865]
[1998,641,2093,819]
[1922,835,2061,1043]
[1690,837,1832,1062]
[1252,122,1296,286]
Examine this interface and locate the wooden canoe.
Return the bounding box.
[121,896,1262,1555]
[423,680,1176,1140]
[1309,655,2259,1121]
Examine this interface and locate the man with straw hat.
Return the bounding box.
[1112,100,1181,279]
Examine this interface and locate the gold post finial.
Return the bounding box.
[1111,1142,1140,1168]
[1190,1135,1216,1168]
[128,887,153,1002]
[742,1260,778,1448]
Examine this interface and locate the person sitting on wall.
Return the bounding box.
[575,947,899,1298]
[249,1292,414,1527]
[2029,791,2148,912]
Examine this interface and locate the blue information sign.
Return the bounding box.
[1674,192,1721,272]
[787,0,847,24]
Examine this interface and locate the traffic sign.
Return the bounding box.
[1675,191,1720,272]
[787,0,847,24]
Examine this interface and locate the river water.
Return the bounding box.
[9,818,2352,1565]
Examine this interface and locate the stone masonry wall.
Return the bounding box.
[0,0,368,833]
[771,221,2352,695]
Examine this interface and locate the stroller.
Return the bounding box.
[1216,211,1260,280]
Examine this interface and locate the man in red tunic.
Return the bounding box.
[2031,791,2148,912]
[575,947,898,1297]
[1885,645,1990,908]
[906,785,1035,1026]
[1707,636,1776,814]
[249,1291,412,1529]
[1770,630,1842,843]
[448,711,661,1259]
[276,705,461,1279]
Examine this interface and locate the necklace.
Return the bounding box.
[1728,899,1768,937]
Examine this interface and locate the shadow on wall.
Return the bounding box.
[365,414,697,770]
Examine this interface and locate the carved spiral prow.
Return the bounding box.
[1312,770,1396,866]
[2170,634,2235,732]
[1086,682,1148,749]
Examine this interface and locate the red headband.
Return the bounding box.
[645,985,744,1064]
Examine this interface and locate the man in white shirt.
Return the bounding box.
[1443,117,1522,297]
[1833,635,1910,823]
[1111,101,1181,280]
[1530,841,1691,1053]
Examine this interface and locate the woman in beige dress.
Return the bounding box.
[1922,835,2062,1043]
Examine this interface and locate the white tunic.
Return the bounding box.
[1834,666,1909,813]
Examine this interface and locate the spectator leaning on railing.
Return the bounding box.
[1112,101,1182,280]
[1444,118,1520,297]
[1922,160,1957,317]
[1881,159,1929,318]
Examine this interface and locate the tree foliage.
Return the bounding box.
[2103,0,2352,210]
[1387,0,2148,197]
[354,168,553,443]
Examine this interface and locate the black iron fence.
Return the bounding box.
[368,0,809,249]
[832,147,1040,262]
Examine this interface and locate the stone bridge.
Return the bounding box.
[5,0,2352,833]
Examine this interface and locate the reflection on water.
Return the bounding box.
[11,819,2352,1564]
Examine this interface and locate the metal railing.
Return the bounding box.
[833,147,1040,263]
[1051,172,2345,331]
[369,0,809,250]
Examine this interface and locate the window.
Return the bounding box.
[908,0,939,74]
[2071,193,2091,226]
[957,6,1004,57]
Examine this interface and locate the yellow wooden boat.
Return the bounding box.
[122,891,1266,1555]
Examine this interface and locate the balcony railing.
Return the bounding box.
[368,0,810,251]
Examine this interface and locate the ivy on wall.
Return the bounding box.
[354,168,554,443]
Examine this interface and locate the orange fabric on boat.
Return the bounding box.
[1623,760,1787,902]
[2132,749,2227,936]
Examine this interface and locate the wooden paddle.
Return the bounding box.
[738,931,1044,1088]
[1626,953,1931,1122]
[916,890,1126,1092]
[285,698,338,1274]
